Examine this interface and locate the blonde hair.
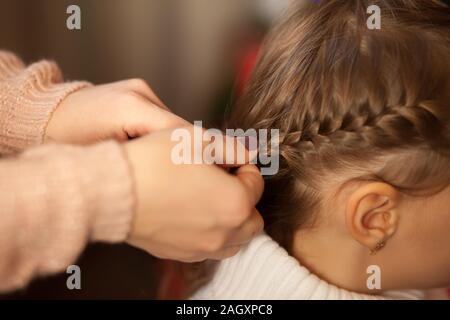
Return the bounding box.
[228,0,450,251]
[181,0,450,297]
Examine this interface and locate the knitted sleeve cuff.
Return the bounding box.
[17,140,136,244]
[0,51,91,154]
[0,141,135,291]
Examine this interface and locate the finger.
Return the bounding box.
[202,130,258,167]
[123,101,190,138]
[129,237,207,263]
[136,85,169,111]
[220,135,258,167]
[227,209,264,246]
[119,78,169,110]
[169,125,257,166]
[208,245,242,260]
[142,107,190,130]
[235,164,264,205]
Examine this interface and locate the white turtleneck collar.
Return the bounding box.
[191,233,423,300]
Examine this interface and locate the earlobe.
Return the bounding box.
[345,182,400,253]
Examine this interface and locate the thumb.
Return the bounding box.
[202,130,258,167]
[171,125,258,166]
[234,164,264,205]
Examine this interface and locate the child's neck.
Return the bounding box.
[291,228,384,295]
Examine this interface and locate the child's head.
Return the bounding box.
[228,0,450,291]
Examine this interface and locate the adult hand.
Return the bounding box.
[45,79,188,144]
[124,126,264,262]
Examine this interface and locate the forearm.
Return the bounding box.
[0,141,135,293]
[0,51,90,155]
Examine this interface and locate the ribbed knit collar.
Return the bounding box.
[191,233,423,300]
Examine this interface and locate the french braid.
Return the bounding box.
[227,0,450,250]
[183,0,450,296]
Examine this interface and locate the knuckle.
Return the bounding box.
[203,236,226,253]
[123,89,146,105]
[127,78,150,91]
[255,213,264,232]
[258,212,265,226]
[225,246,241,258]
[223,210,247,228]
[181,256,204,263]
[223,190,251,227]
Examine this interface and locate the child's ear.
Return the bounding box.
[345,182,401,253]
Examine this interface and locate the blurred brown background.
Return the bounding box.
[0,0,289,299]
[0,0,289,122]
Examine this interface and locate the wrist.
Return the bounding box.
[88,141,137,242]
[44,83,91,143]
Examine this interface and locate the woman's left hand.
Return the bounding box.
[45,78,189,144]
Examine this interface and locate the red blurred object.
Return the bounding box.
[156,260,185,300]
[235,41,261,98]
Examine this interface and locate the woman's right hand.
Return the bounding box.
[124,127,264,262]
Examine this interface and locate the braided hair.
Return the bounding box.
[228,0,450,251]
[182,0,450,297]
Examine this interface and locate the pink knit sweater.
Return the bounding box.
[0,51,135,292]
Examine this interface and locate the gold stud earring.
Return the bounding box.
[370,241,386,255]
